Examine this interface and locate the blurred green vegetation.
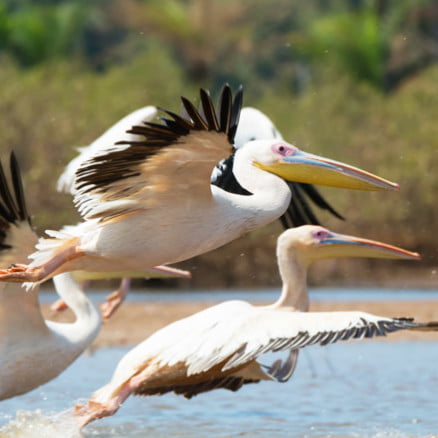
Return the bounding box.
[0,0,436,288]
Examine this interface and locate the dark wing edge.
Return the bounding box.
[280,182,344,229]
[0,152,31,250]
[134,375,259,400]
[223,317,422,372]
[74,84,243,197]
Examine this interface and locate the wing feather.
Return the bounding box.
[0,153,37,263]
[221,310,422,372]
[74,85,242,221]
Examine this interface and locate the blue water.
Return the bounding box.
[38,287,438,305]
[1,288,438,437]
[1,342,438,436]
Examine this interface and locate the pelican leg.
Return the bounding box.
[75,381,135,428]
[100,277,131,321]
[0,245,84,283]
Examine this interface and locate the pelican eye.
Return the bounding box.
[312,229,330,241]
[272,142,296,157]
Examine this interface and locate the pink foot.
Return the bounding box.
[0,264,37,282]
[74,400,117,428]
[100,278,130,321]
[50,298,69,313]
[100,290,124,321]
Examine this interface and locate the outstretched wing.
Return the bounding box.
[221,310,425,372]
[0,153,37,266]
[57,106,158,194]
[74,85,242,221]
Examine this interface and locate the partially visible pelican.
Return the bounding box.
[0,153,101,400]
[0,85,399,285]
[74,225,434,427]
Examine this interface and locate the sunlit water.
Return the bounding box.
[1,289,437,438]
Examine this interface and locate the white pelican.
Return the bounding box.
[0,153,101,400]
[0,85,399,285]
[73,225,435,427]
[53,106,190,318]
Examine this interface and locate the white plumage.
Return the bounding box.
[74,224,432,427]
[0,154,101,400]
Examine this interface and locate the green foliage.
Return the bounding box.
[0,0,436,286]
[0,1,92,66]
[292,9,386,88]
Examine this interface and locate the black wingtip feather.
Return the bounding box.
[75,84,243,197]
[279,182,344,230]
[0,152,31,249]
[10,152,31,224]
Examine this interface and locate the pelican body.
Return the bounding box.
[74,225,435,427]
[0,154,101,400]
[0,85,399,285]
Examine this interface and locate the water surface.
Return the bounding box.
[1,288,438,437]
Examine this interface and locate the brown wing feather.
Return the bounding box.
[74,85,242,221]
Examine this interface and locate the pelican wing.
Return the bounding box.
[74,85,242,221]
[221,310,422,371]
[0,153,37,265]
[57,106,158,194]
[89,302,434,404]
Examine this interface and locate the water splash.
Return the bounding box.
[0,408,82,438]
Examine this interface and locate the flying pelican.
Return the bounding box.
[0,153,101,400]
[53,105,189,318]
[53,104,342,318]
[74,225,435,427]
[0,85,399,286]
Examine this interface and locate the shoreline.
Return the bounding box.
[42,299,438,348]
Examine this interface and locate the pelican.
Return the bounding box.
[53,104,341,318]
[53,106,190,318]
[0,153,101,400]
[74,225,435,427]
[0,85,399,285]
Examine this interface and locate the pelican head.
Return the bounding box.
[234,107,284,147]
[241,140,399,192]
[278,225,420,263]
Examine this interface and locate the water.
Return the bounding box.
[1,343,437,437]
[1,289,438,437]
[38,287,438,305]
